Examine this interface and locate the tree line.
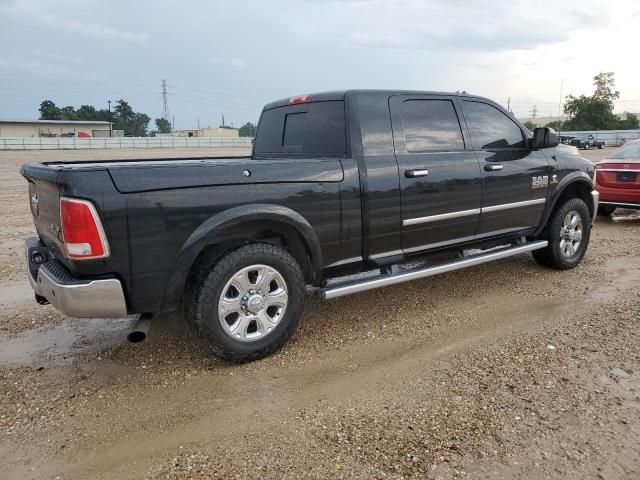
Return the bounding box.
[38,99,257,137]
[523,72,639,132]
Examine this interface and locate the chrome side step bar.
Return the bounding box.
[319,240,548,300]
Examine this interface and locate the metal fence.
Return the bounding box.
[0,137,254,150]
[559,129,640,147]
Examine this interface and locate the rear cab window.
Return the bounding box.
[253,101,347,158]
[400,99,465,152]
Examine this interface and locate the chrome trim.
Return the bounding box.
[320,241,548,299]
[482,198,546,213]
[591,190,599,222]
[597,168,640,173]
[29,264,127,318]
[599,201,640,208]
[403,208,481,226]
[403,198,546,226]
[405,169,429,178]
[485,164,504,171]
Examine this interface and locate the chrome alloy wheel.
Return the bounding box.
[559,210,584,257]
[217,264,288,342]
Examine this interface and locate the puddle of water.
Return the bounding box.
[0,316,136,366]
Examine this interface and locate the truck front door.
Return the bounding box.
[389,95,483,253]
[459,99,549,237]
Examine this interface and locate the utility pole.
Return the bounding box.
[530,105,538,119]
[172,115,175,133]
[162,79,170,122]
[558,78,564,117]
[507,97,511,112]
[107,100,112,137]
[197,117,200,130]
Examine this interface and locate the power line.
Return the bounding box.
[168,84,267,103]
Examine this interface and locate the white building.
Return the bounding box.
[0,119,112,138]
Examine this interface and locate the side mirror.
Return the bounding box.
[532,127,559,149]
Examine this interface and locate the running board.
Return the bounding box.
[318,240,548,300]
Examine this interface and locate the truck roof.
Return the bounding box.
[263,89,474,110]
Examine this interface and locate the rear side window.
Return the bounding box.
[254,101,346,156]
[401,99,465,152]
[462,101,525,149]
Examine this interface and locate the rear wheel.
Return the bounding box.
[532,198,591,269]
[185,243,305,362]
[597,205,616,216]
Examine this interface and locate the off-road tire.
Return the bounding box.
[184,243,305,362]
[532,198,591,270]
[597,205,616,216]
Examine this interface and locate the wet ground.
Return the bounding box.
[0,147,639,479]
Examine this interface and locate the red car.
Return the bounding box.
[595,139,640,215]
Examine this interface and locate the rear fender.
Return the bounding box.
[162,204,322,310]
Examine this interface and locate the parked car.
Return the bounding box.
[595,139,640,215]
[569,134,605,150]
[21,90,598,362]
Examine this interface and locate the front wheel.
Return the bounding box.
[185,243,306,362]
[532,198,591,270]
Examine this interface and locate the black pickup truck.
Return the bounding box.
[22,90,599,361]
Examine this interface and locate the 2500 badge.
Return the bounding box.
[532,175,549,189]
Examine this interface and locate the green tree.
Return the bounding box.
[110,99,150,136]
[130,113,151,137]
[39,100,61,120]
[523,121,537,131]
[155,118,172,134]
[563,72,625,130]
[592,72,619,106]
[75,105,97,121]
[617,112,640,130]
[238,122,256,137]
[37,98,150,135]
[59,106,77,120]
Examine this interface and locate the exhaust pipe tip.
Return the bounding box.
[127,314,152,343]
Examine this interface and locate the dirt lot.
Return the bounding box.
[0,147,638,480]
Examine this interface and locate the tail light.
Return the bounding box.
[60,197,110,259]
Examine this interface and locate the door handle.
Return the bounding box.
[484,164,504,172]
[405,169,429,178]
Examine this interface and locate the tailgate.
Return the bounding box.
[22,164,65,253]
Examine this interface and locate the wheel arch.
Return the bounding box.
[162,204,323,311]
[535,172,595,236]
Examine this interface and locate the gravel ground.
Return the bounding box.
[0,147,639,479]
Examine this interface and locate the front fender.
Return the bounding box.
[162,204,322,310]
[534,171,594,236]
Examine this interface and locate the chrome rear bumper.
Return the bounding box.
[26,237,127,318]
[591,190,599,222]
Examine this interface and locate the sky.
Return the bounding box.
[1,0,639,130]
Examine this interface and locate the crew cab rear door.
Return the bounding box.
[389,95,482,253]
[459,99,549,237]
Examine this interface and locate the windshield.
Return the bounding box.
[609,142,640,159]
